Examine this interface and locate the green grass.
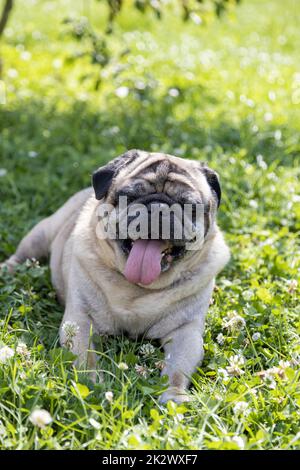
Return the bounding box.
[0,0,300,450]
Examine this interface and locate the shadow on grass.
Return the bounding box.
[1,96,299,215]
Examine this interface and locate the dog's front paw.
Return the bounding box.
[159,387,190,405]
[0,262,12,274]
[0,257,18,274]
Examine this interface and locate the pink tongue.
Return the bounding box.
[124,239,164,285]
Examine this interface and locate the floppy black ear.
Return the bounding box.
[92,167,115,200]
[92,149,141,199]
[202,167,221,208]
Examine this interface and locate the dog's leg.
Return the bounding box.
[1,217,51,272]
[1,188,92,272]
[60,307,96,369]
[159,320,204,404]
[59,303,99,382]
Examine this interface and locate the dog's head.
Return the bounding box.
[92,149,221,287]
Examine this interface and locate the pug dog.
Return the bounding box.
[1,149,230,403]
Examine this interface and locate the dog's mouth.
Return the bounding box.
[114,193,200,286]
[120,238,186,286]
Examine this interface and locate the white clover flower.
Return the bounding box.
[226,355,245,377]
[135,364,149,378]
[62,321,79,349]
[0,168,7,177]
[248,388,258,398]
[190,12,202,25]
[134,80,146,90]
[249,199,258,209]
[290,353,300,367]
[28,150,38,158]
[16,342,30,357]
[105,391,114,403]
[154,360,165,371]
[108,126,119,135]
[168,88,179,97]
[7,68,18,78]
[0,346,15,364]
[231,436,245,450]
[217,333,225,345]
[222,311,246,333]
[252,332,261,341]
[264,112,273,123]
[242,290,254,301]
[89,417,101,429]
[62,321,79,338]
[0,422,6,437]
[270,360,291,379]
[29,409,52,429]
[118,362,128,371]
[139,343,155,357]
[262,370,277,389]
[229,354,245,366]
[25,257,40,268]
[219,368,229,382]
[115,86,129,98]
[233,401,250,416]
[287,279,298,294]
[259,360,291,386]
[20,50,31,61]
[278,360,290,370]
[214,393,222,401]
[52,58,62,69]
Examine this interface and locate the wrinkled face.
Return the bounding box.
[93,150,221,287]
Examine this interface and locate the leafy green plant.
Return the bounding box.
[62,0,240,88]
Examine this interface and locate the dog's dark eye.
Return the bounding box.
[115,189,136,204]
[133,182,146,193]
